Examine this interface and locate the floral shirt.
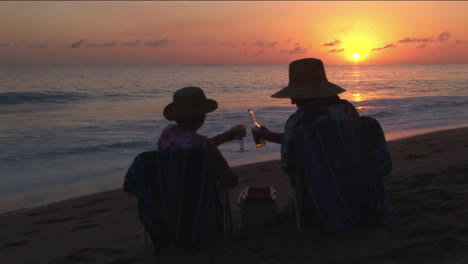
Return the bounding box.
[157,124,210,151]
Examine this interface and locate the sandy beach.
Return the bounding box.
[1,127,467,264]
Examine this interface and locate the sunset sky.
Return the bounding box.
[1,1,468,66]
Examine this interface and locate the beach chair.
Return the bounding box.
[123,148,232,254]
[291,116,396,232]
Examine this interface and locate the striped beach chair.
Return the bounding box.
[123,148,232,254]
[291,116,396,232]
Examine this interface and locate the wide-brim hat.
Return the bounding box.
[271,58,346,98]
[163,86,218,121]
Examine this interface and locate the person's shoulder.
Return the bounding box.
[161,124,177,133]
[338,98,354,105]
[191,132,211,148]
[338,99,359,117]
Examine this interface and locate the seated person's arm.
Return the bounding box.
[260,126,284,144]
[343,100,360,118]
[211,124,246,146]
[206,141,238,188]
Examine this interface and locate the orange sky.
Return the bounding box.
[1,1,467,66]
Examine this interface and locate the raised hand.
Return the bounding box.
[229,124,247,139]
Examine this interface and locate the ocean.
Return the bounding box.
[1,64,467,214]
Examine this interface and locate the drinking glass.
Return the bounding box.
[231,122,248,152]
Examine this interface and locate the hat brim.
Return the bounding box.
[163,99,218,121]
[271,81,346,99]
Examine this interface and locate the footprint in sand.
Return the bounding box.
[26,212,42,217]
[408,172,435,187]
[26,208,63,217]
[50,247,124,263]
[73,223,99,231]
[404,154,427,160]
[20,229,40,237]
[0,241,29,251]
[106,256,147,264]
[32,217,77,225]
[72,198,110,209]
[80,209,110,217]
[431,148,444,154]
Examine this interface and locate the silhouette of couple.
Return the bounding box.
[158,58,361,189]
[124,58,394,250]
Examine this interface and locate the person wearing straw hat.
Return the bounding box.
[259,58,359,174]
[158,86,245,188]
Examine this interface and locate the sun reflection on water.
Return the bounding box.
[352,93,363,102]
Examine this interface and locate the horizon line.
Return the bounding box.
[1,62,468,68]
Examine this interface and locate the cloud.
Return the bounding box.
[0,42,11,47]
[455,40,468,45]
[329,48,345,53]
[122,40,141,47]
[398,31,451,44]
[281,46,308,55]
[70,39,87,48]
[398,37,433,43]
[323,39,342,47]
[416,44,427,49]
[438,31,450,42]
[192,40,233,47]
[284,38,293,44]
[86,41,117,48]
[30,43,49,48]
[371,43,397,51]
[253,40,278,48]
[145,39,170,47]
[193,40,216,46]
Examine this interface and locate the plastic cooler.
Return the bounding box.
[238,187,277,228]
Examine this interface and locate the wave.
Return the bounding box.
[410,99,468,111]
[0,91,89,105]
[0,91,145,105]
[2,140,151,162]
[368,111,396,118]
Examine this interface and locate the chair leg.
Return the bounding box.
[143,227,148,250]
[143,227,160,256]
[292,189,303,230]
[223,191,227,239]
[222,189,232,239]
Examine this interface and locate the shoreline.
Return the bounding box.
[384,123,468,141]
[1,124,467,216]
[1,126,467,263]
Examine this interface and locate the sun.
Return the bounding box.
[352,53,361,60]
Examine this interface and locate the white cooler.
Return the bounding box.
[238,186,277,229]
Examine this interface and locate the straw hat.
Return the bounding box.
[163,86,218,121]
[271,58,346,98]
